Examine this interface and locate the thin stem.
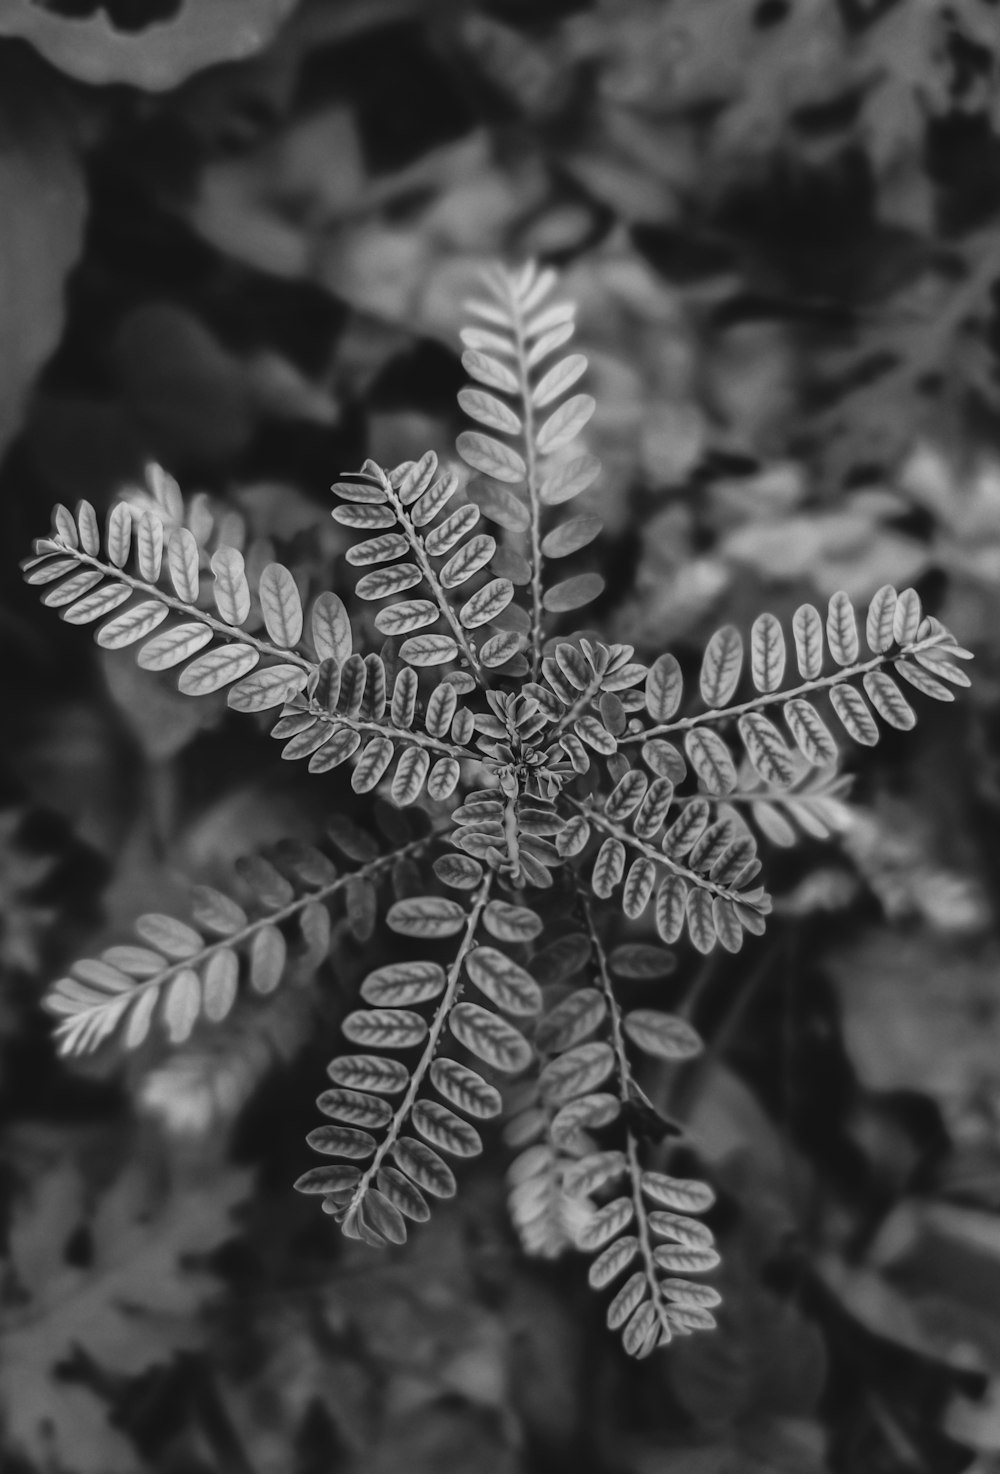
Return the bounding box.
[41,540,313,673]
[579,892,672,1345]
[505,277,544,680]
[580,892,630,1096]
[346,872,493,1220]
[669,941,778,1124]
[626,1132,673,1345]
[303,701,471,762]
[624,634,953,745]
[549,672,604,740]
[184,1360,260,1474]
[835,237,1000,423]
[501,790,522,880]
[672,780,838,810]
[55,837,434,1052]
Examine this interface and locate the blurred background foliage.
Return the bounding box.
[0,1,999,1471]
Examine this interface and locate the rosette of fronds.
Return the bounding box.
[23,261,973,1354]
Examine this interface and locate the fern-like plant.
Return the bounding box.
[22,262,973,1358]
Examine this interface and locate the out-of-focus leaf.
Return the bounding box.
[721,501,928,603]
[666,1220,827,1465]
[103,648,225,761]
[221,1302,374,1472]
[114,303,253,464]
[0,1156,250,1471]
[685,1064,800,1249]
[0,60,86,464]
[9,699,136,858]
[842,795,989,939]
[460,13,571,121]
[827,929,1000,1131]
[245,350,339,425]
[624,1420,827,1474]
[0,0,298,91]
[140,984,319,1137]
[190,107,366,276]
[946,1381,1000,1454]
[0,810,58,976]
[820,1197,1000,1376]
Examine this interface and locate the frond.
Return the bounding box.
[565,790,770,956]
[23,477,320,712]
[502,890,721,1352]
[457,262,605,674]
[715,761,854,848]
[573,1141,722,1356]
[23,471,489,798]
[505,1131,583,1260]
[331,455,524,683]
[504,890,718,1355]
[635,587,973,789]
[567,897,719,1356]
[504,915,615,1259]
[44,837,428,1056]
[272,659,473,800]
[295,874,546,1246]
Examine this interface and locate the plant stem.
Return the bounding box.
[580,892,672,1345]
[303,703,471,762]
[549,671,605,740]
[505,276,544,680]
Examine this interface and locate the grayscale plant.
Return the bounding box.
[22,262,973,1359]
